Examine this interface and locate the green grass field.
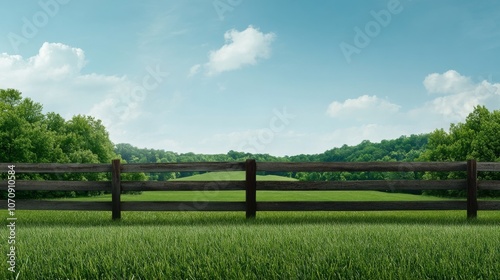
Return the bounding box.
[3,172,498,279]
[1,211,500,279]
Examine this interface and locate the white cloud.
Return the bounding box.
[321,70,500,153]
[327,71,499,126]
[0,42,156,144]
[193,25,275,76]
[419,71,500,122]
[1,42,86,83]
[326,95,400,121]
[423,70,473,94]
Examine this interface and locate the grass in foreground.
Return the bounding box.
[1,211,499,279]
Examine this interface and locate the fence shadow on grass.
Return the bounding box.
[10,210,500,229]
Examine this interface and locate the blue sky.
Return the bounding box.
[1,0,499,156]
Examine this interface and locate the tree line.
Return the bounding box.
[1,89,499,198]
[116,134,428,181]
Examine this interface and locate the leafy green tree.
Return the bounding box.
[420,106,500,197]
[62,115,115,164]
[0,89,122,199]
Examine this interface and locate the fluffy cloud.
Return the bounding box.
[327,71,499,125]
[324,71,500,152]
[420,70,500,121]
[423,70,473,94]
[326,95,400,121]
[0,42,156,144]
[194,25,275,76]
[0,42,86,83]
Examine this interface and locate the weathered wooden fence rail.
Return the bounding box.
[1,160,500,220]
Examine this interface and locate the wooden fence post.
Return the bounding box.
[467,159,478,219]
[246,159,257,219]
[112,159,122,220]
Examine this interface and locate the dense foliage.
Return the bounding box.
[419,106,500,197]
[420,106,500,162]
[0,89,115,164]
[288,135,428,182]
[0,89,117,198]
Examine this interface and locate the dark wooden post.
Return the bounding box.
[466,159,478,219]
[245,159,257,219]
[111,159,122,220]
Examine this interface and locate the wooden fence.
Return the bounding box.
[1,160,500,220]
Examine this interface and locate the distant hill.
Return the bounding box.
[171,171,297,181]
